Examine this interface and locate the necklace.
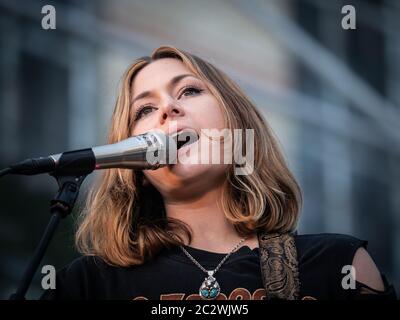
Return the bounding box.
[178,237,247,300]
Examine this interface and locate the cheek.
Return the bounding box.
[131,118,156,136]
[190,97,226,129]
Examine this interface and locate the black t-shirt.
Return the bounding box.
[40,233,397,300]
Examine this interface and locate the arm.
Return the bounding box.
[352,247,385,292]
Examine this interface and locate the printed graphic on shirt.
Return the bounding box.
[133,287,266,300]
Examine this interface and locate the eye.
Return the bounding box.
[134,86,204,121]
[179,86,204,98]
[134,105,155,120]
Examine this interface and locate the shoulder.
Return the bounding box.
[294,233,367,263]
[351,246,385,292]
[58,255,110,280]
[293,233,391,298]
[294,232,367,251]
[293,233,364,296]
[294,232,368,274]
[40,255,113,300]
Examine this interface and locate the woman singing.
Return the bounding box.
[42,45,396,300]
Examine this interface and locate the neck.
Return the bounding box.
[164,185,257,253]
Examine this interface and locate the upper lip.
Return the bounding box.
[167,126,196,136]
[166,126,199,149]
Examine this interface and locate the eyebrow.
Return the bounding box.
[132,74,198,106]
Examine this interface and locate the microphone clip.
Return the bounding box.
[9,171,88,300]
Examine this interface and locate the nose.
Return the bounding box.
[159,97,185,124]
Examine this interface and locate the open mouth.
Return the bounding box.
[171,129,199,150]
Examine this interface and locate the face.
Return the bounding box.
[131,58,229,199]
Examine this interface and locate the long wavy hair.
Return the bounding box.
[75,45,303,267]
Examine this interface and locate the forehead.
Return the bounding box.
[132,58,193,93]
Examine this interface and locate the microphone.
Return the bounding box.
[4,130,198,176]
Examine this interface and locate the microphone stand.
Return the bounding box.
[9,172,88,300]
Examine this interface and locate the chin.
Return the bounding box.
[168,162,210,179]
[144,142,229,192]
[144,163,228,200]
[168,162,229,188]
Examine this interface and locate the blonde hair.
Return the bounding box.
[75,45,302,267]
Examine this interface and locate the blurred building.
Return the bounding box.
[0,0,399,298]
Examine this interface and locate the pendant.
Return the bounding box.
[199,271,220,300]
